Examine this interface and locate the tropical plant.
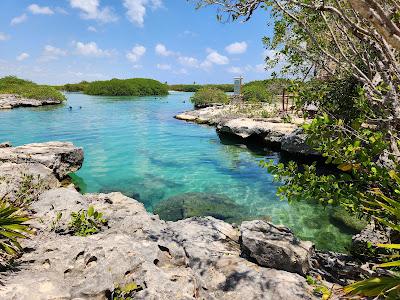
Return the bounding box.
[0,76,66,102]
[190,87,229,106]
[242,85,273,103]
[111,282,142,300]
[68,206,107,236]
[0,201,31,262]
[84,78,168,97]
[169,83,234,92]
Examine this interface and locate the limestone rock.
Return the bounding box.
[0,141,12,148]
[0,142,84,179]
[0,192,315,300]
[240,220,314,275]
[217,118,297,145]
[351,221,391,261]
[281,128,318,155]
[0,94,62,109]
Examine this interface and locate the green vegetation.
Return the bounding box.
[242,85,273,103]
[68,206,107,236]
[169,83,233,92]
[0,76,65,102]
[85,78,168,96]
[0,201,31,264]
[112,282,142,299]
[197,0,400,297]
[190,87,229,107]
[58,81,89,92]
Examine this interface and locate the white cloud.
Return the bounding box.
[39,45,67,62]
[205,50,229,65]
[69,0,117,23]
[228,66,243,74]
[11,14,28,26]
[178,56,199,68]
[0,33,10,41]
[74,41,113,57]
[156,64,171,70]
[155,44,174,56]
[17,53,30,61]
[88,26,97,32]
[28,4,54,15]
[123,0,163,27]
[126,45,146,63]
[225,41,247,54]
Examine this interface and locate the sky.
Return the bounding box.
[0,0,276,85]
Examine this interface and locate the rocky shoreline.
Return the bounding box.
[0,141,320,299]
[175,105,318,156]
[0,94,63,109]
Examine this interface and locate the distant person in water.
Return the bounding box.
[68,106,72,110]
[79,106,82,109]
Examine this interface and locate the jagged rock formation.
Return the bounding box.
[175,106,317,156]
[0,94,63,109]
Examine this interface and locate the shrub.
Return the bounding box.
[68,206,107,236]
[190,87,229,106]
[0,76,66,102]
[169,84,233,92]
[84,78,168,97]
[61,81,90,92]
[242,85,273,103]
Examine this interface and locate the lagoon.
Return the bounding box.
[0,92,354,251]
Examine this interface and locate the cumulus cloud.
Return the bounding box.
[39,45,67,62]
[123,0,163,27]
[177,49,229,71]
[155,44,174,57]
[69,0,117,23]
[28,4,54,15]
[205,50,229,65]
[74,41,114,57]
[156,64,171,70]
[178,56,199,68]
[225,41,247,54]
[126,45,146,63]
[17,53,30,61]
[0,33,10,41]
[11,14,28,26]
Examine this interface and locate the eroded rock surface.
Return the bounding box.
[241,220,314,276]
[0,94,62,109]
[0,141,84,179]
[1,190,315,300]
[175,106,318,156]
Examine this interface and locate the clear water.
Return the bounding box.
[0,92,354,251]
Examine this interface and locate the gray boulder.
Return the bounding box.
[281,128,318,155]
[240,220,314,276]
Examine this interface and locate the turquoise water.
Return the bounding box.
[0,92,354,251]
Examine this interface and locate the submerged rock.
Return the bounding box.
[153,192,249,223]
[0,94,62,109]
[240,220,314,276]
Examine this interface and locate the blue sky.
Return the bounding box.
[0,0,276,85]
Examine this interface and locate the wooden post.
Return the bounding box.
[282,89,286,111]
